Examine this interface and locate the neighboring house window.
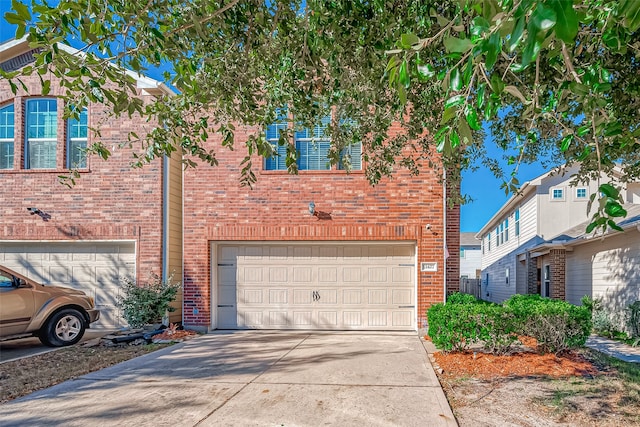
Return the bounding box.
[460,248,466,258]
[264,108,362,171]
[576,187,587,199]
[551,187,564,201]
[515,208,520,236]
[487,232,491,251]
[495,226,500,246]
[0,103,14,169]
[25,98,57,169]
[67,109,88,168]
[504,218,509,242]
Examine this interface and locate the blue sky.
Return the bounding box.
[0,3,547,233]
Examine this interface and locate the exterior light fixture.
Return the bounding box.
[308,202,315,216]
[27,207,41,215]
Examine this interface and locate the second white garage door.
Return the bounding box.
[0,241,136,328]
[215,242,416,330]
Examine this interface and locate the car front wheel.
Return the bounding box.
[39,309,87,347]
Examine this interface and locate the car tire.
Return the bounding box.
[38,309,87,347]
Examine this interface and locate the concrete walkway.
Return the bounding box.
[586,335,640,363]
[0,331,457,427]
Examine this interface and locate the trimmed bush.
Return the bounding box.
[503,294,592,354]
[428,293,592,355]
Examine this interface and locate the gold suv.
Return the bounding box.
[0,265,100,347]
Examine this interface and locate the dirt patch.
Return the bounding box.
[430,339,640,426]
[0,343,171,403]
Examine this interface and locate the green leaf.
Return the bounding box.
[450,131,460,149]
[490,74,505,94]
[441,106,458,124]
[465,106,481,130]
[11,0,30,20]
[477,84,486,109]
[560,134,573,151]
[509,17,526,52]
[531,3,557,31]
[485,32,501,70]
[42,79,51,95]
[551,0,578,43]
[399,60,410,88]
[605,201,627,218]
[569,82,590,96]
[577,125,591,137]
[450,67,462,91]
[444,37,473,53]
[458,118,473,144]
[444,94,465,109]
[599,183,618,198]
[620,0,640,32]
[4,12,23,25]
[400,33,420,48]
[607,220,624,232]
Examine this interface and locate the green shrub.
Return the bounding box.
[428,293,592,355]
[504,295,592,354]
[446,292,478,305]
[428,302,483,352]
[117,274,181,328]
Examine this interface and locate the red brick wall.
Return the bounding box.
[0,70,165,279]
[183,125,460,329]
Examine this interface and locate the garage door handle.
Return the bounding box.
[217,304,234,308]
[313,291,320,301]
[398,305,415,308]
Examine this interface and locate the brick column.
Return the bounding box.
[550,249,566,300]
[526,253,538,294]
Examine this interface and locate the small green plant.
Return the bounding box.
[117,274,181,328]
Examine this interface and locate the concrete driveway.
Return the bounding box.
[0,329,115,363]
[0,331,456,426]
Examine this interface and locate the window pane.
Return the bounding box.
[0,104,14,139]
[338,142,362,170]
[0,104,14,169]
[265,108,289,171]
[297,140,331,170]
[26,99,57,169]
[29,140,57,169]
[67,109,88,168]
[27,99,57,139]
[0,141,14,169]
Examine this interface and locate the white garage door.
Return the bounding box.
[0,241,136,328]
[215,243,416,330]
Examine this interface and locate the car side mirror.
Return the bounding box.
[17,278,28,288]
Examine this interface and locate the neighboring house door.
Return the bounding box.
[543,264,550,298]
[0,241,136,328]
[214,242,416,330]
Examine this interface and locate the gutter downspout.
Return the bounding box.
[162,156,169,281]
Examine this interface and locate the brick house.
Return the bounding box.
[0,38,183,327]
[183,118,460,332]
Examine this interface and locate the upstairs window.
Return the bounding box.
[67,109,88,168]
[487,232,491,251]
[264,108,362,171]
[0,103,14,169]
[551,187,565,201]
[515,208,520,236]
[460,248,466,258]
[25,99,57,169]
[576,187,587,199]
[504,218,509,242]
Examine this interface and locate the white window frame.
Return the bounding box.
[0,103,14,169]
[66,109,88,169]
[550,187,565,201]
[25,98,58,169]
[575,187,588,200]
[514,208,520,236]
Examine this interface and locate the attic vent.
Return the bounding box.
[0,49,40,72]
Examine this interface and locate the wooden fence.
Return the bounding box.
[460,278,482,299]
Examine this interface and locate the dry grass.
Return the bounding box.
[0,344,171,403]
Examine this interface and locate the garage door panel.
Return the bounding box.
[216,243,415,331]
[0,242,135,328]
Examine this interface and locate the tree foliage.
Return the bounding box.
[3,0,639,231]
